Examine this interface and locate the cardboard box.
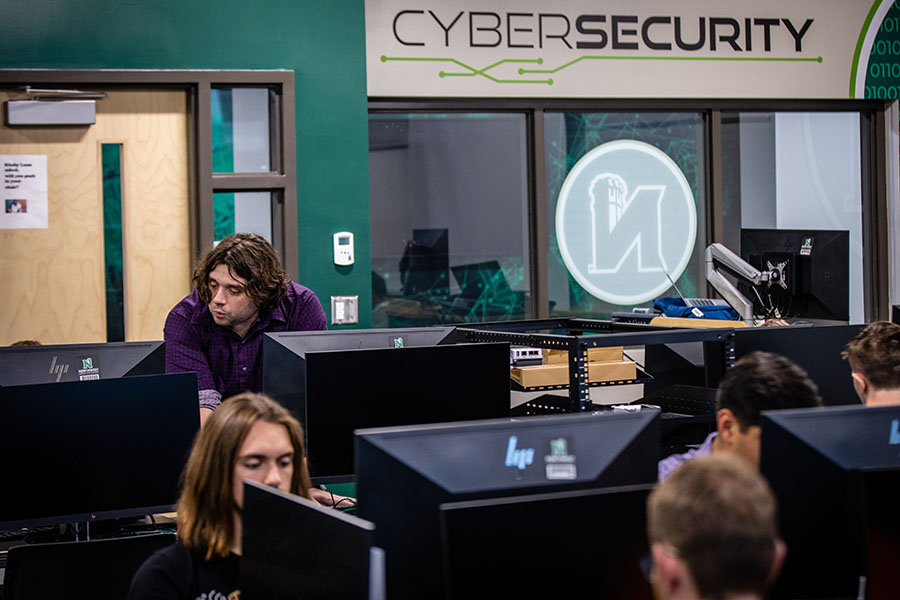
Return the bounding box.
[511,359,637,388]
[543,346,624,365]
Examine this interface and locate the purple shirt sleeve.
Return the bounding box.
[163,295,222,410]
[657,431,718,481]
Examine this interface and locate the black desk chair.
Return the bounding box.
[4,532,174,600]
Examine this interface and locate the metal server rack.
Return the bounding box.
[456,318,736,413]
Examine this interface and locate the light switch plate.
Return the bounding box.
[330,295,359,325]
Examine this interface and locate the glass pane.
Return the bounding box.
[369,113,530,328]
[545,113,707,318]
[214,191,273,243]
[211,87,271,173]
[721,112,864,323]
[101,143,124,343]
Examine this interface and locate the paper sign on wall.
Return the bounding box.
[1,155,48,229]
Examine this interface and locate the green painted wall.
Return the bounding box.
[0,0,372,328]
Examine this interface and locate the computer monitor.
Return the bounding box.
[355,410,660,599]
[740,228,849,321]
[731,323,864,406]
[263,327,455,418]
[0,340,165,386]
[760,404,900,599]
[892,304,900,325]
[399,228,449,298]
[263,332,510,482]
[241,481,377,600]
[0,373,199,529]
[439,484,654,599]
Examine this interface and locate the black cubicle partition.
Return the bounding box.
[0,340,165,386]
[0,373,199,529]
[356,410,660,600]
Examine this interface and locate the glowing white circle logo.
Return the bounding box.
[556,140,697,305]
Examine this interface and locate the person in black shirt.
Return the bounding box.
[128,392,312,600]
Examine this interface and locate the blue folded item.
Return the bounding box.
[652,297,739,320]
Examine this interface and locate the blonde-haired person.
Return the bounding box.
[647,453,786,600]
[128,393,311,599]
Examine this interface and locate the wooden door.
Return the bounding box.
[0,88,191,344]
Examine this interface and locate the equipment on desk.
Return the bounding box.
[263,332,510,483]
[355,410,660,600]
[0,373,199,530]
[705,242,789,321]
[0,340,164,386]
[760,404,900,600]
[242,481,380,600]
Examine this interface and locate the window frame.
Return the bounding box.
[369,97,895,321]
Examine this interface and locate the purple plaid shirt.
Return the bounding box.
[164,281,327,409]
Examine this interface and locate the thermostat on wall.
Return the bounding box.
[333,231,354,266]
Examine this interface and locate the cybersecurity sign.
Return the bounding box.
[555,140,696,305]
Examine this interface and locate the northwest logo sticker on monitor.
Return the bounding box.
[78,356,100,381]
[556,140,697,305]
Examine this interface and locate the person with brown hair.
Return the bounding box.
[842,320,900,406]
[658,351,822,480]
[646,453,786,600]
[164,233,326,425]
[127,392,311,599]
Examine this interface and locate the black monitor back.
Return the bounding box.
[0,373,199,529]
[400,228,450,297]
[760,405,900,599]
[740,228,849,321]
[264,334,510,481]
[439,484,654,599]
[731,323,863,406]
[263,327,455,418]
[0,340,165,386]
[355,410,660,599]
[241,481,375,600]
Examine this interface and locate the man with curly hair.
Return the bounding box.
[165,233,326,426]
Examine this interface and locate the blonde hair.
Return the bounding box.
[176,393,311,560]
[648,454,779,599]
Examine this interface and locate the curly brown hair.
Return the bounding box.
[193,233,288,313]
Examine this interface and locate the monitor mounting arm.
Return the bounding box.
[705,243,788,320]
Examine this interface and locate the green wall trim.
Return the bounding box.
[1,0,372,328]
[101,143,124,342]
